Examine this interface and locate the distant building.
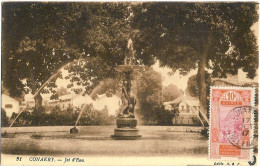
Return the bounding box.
[58,94,74,109]
[164,94,202,126]
[44,94,91,110]
[1,94,20,117]
[45,99,60,107]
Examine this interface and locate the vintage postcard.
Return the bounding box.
[1,1,259,166]
[209,87,255,161]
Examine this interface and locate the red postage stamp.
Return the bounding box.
[209,87,255,161]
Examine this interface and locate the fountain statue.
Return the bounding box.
[111,38,142,140]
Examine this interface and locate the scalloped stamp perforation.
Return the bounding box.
[209,86,255,161]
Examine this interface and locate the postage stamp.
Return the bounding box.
[209,86,255,161]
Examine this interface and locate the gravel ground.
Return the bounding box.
[1,126,257,157]
[2,126,207,156]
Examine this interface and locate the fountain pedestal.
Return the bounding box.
[111,64,142,140]
[112,117,141,140]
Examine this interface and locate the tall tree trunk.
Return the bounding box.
[29,68,42,109]
[197,33,212,122]
[34,94,43,109]
[198,52,207,109]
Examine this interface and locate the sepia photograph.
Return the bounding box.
[1,1,259,166]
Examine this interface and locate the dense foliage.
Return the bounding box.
[135,67,163,124]
[1,109,9,127]
[133,2,258,109]
[8,105,115,127]
[2,2,258,120]
[163,84,183,102]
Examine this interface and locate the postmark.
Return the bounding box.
[225,106,254,150]
[209,87,255,161]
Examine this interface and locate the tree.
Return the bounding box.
[2,3,143,107]
[17,111,32,126]
[133,2,258,110]
[3,2,257,115]
[2,3,84,108]
[30,107,49,126]
[79,104,115,126]
[62,3,153,96]
[136,67,163,124]
[162,84,183,102]
[9,112,18,126]
[186,73,211,97]
[1,109,9,127]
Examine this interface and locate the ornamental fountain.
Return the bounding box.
[111,38,142,140]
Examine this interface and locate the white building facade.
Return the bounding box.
[164,94,201,125]
[1,94,20,117]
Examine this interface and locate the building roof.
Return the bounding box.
[1,94,19,103]
[164,94,199,106]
